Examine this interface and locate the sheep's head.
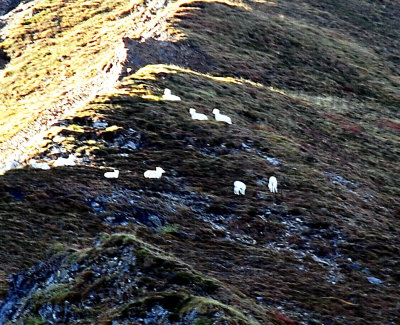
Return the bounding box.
[213,109,219,114]
[164,88,171,96]
[189,108,195,113]
[156,167,165,173]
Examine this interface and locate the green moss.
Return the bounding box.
[169,271,196,285]
[25,316,47,325]
[49,242,65,254]
[22,9,52,26]
[193,318,214,325]
[158,224,179,236]
[135,247,150,262]
[202,280,218,294]
[68,253,79,263]
[30,284,71,311]
[183,296,261,325]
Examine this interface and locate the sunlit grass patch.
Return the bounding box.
[0,0,142,142]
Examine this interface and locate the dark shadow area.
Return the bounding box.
[0,0,32,16]
[120,37,215,79]
[0,0,31,16]
[0,48,10,70]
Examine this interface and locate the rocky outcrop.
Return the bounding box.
[0,257,63,324]
[0,234,268,324]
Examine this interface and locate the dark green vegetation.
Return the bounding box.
[3,233,261,324]
[1,0,400,324]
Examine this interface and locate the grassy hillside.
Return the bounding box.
[0,0,129,136]
[0,0,399,324]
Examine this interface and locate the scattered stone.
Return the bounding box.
[266,156,280,166]
[324,171,361,191]
[241,143,250,151]
[363,268,372,275]
[93,120,108,129]
[52,135,65,143]
[121,140,138,150]
[367,276,383,285]
[148,215,162,228]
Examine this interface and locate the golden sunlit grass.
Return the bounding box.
[0,0,140,142]
[0,0,251,169]
[128,63,264,87]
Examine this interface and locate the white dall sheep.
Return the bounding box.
[53,155,76,167]
[268,176,278,193]
[144,167,165,179]
[234,181,246,195]
[213,109,232,124]
[162,88,181,101]
[30,159,50,170]
[189,108,208,121]
[104,170,119,179]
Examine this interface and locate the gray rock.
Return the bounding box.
[148,215,162,228]
[266,156,280,166]
[93,120,108,129]
[122,140,138,150]
[367,276,383,285]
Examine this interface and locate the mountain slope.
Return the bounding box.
[0,0,399,324]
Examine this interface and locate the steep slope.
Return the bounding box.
[0,0,184,171]
[1,0,400,324]
[1,233,270,324]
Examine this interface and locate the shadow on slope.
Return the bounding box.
[0,0,30,16]
[121,36,215,78]
[0,48,10,69]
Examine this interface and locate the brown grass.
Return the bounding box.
[0,0,399,324]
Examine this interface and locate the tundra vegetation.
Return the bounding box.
[0,0,399,324]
